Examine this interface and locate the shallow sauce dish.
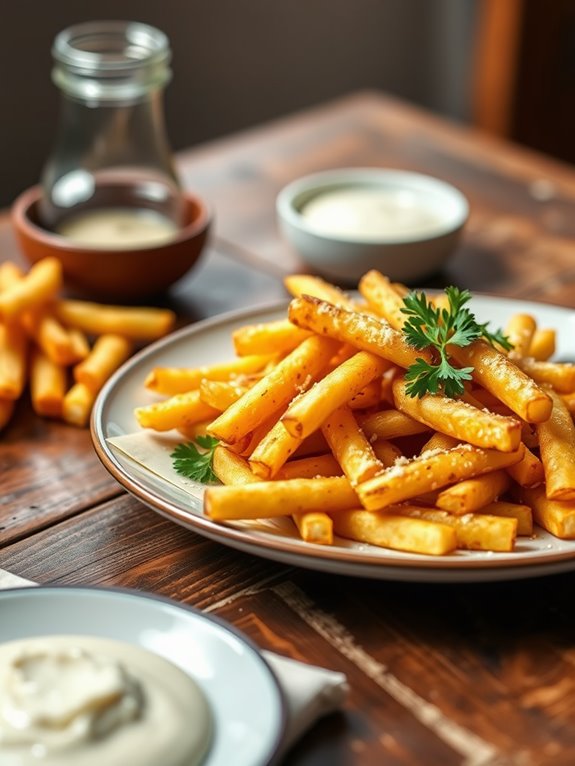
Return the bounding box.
[0,586,286,766]
[276,168,468,284]
[92,295,575,583]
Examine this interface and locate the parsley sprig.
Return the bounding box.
[171,435,219,483]
[401,286,512,398]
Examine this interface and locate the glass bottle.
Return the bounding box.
[40,20,184,249]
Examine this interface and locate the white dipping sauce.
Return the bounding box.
[300,187,445,240]
[0,635,212,766]
[56,208,179,249]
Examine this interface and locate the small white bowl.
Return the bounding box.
[276,167,469,284]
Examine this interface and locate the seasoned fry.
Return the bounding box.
[205,476,359,520]
[528,328,556,361]
[74,334,132,392]
[282,351,388,439]
[284,274,355,308]
[199,379,251,411]
[249,417,305,479]
[348,380,382,410]
[213,445,258,485]
[136,390,220,432]
[504,313,536,356]
[288,295,433,368]
[513,356,575,394]
[395,506,517,552]
[358,270,406,329]
[393,377,521,452]
[357,443,524,511]
[0,321,28,399]
[331,509,457,555]
[0,257,61,320]
[359,409,430,441]
[30,348,67,418]
[505,445,544,488]
[208,336,339,444]
[449,340,552,423]
[435,470,510,514]
[275,454,342,480]
[62,382,97,427]
[536,389,575,501]
[145,354,274,395]
[233,319,310,357]
[322,406,384,486]
[293,512,333,545]
[55,300,175,341]
[521,486,575,539]
[479,501,533,536]
[371,439,403,467]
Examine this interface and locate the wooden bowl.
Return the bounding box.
[11,185,211,300]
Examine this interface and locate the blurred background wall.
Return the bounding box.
[1,0,573,207]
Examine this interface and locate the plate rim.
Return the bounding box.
[0,583,288,766]
[91,295,575,581]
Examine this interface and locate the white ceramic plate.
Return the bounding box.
[92,296,575,583]
[0,586,286,766]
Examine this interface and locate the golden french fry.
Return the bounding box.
[521,486,575,539]
[23,311,85,366]
[233,319,310,357]
[62,382,97,427]
[69,329,90,362]
[0,321,28,399]
[504,313,537,356]
[208,336,339,444]
[293,512,333,545]
[537,389,575,501]
[282,351,388,439]
[322,406,383,486]
[358,270,406,329]
[505,445,544,488]
[30,347,67,418]
[55,300,175,341]
[212,445,258,485]
[528,329,556,361]
[0,398,15,431]
[249,417,305,479]
[348,380,382,410]
[205,476,358,520]
[449,340,552,423]
[358,409,430,441]
[284,274,355,308]
[357,443,524,511]
[513,356,575,394]
[0,261,24,291]
[0,257,62,320]
[145,354,274,395]
[331,509,457,555]
[199,379,251,411]
[435,470,510,514]
[395,506,517,552]
[73,334,132,392]
[393,377,521,452]
[563,392,575,417]
[275,454,342,480]
[479,501,533,536]
[136,390,220,432]
[420,432,459,452]
[371,439,403,467]
[288,295,433,368]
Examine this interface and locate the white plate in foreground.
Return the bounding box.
[0,586,286,766]
[92,296,575,583]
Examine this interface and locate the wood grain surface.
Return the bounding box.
[2,91,575,765]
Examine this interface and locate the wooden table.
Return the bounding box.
[2,91,575,765]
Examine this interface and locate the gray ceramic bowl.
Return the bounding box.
[276,168,469,284]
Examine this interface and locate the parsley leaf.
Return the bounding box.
[171,435,219,483]
[401,286,511,398]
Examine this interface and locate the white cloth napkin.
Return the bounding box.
[0,568,348,753]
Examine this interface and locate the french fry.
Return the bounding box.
[435,470,510,514]
[30,348,67,418]
[284,274,355,308]
[521,486,575,539]
[536,389,575,501]
[208,336,339,444]
[528,328,556,361]
[393,377,521,452]
[358,270,406,329]
[348,380,382,410]
[55,300,175,341]
[321,405,383,486]
[288,295,433,369]
[359,409,430,441]
[275,454,342,480]
[505,445,544,488]
[504,313,537,356]
[449,340,552,423]
[233,319,310,357]
[394,506,517,552]
[145,354,274,395]
[69,329,90,362]
[0,261,24,291]
[563,392,575,417]
[513,356,575,394]
[23,311,84,366]
[331,509,457,555]
[249,417,305,479]
[479,501,533,536]
[199,379,251,411]
[371,439,403,467]
[135,390,220,432]
[62,382,97,427]
[293,512,333,545]
[0,257,62,320]
[213,445,258,485]
[357,443,524,511]
[205,476,359,520]
[0,398,15,431]
[282,351,388,439]
[0,321,28,399]
[73,334,132,392]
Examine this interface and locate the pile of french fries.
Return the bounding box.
[0,256,175,430]
[136,270,575,556]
